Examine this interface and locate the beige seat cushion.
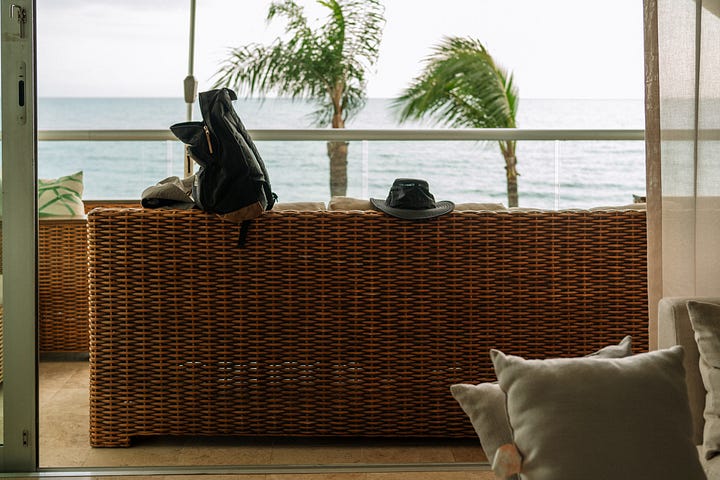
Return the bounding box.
[330,197,508,212]
[589,203,647,211]
[328,197,372,211]
[454,203,506,211]
[272,202,326,211]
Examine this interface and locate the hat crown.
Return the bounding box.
[370,178,454,220]
[386,179,436,210]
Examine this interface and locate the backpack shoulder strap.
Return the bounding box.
[238,220,251,247]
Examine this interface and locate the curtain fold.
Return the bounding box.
[646,0,720,349]
[643,0,661,350]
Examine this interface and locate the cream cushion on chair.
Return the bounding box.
[687,300,720,460]
[492,346,705,480]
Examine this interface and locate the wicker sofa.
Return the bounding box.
[87,205,649,447]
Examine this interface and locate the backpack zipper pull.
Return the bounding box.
[203,125,214,154]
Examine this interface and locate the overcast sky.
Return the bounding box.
[36,0,645,99]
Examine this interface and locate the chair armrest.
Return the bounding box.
[658,296,720,445]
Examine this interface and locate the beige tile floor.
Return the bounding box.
[38,360,491,479]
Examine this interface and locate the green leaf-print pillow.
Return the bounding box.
[38,171,85,218]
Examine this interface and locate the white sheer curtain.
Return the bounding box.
[645,0,720,349]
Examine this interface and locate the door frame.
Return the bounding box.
[0,0,38,472]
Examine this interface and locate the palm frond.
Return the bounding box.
[394,36,518,130]
[212,0,384,127]
[267,0,307,31]
[332,0,384,78]
[313,0,384,122]
[213,40,326,100]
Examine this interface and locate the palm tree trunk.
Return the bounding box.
[327,140,349,196]
[506,161,519,208]
[502,141,519,207]
[327,96,348,197]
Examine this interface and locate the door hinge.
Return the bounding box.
[22,429,29,447]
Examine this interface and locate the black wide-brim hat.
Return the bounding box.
[370,178,454,220]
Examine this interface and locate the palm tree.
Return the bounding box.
[213,0,385,197]
[394,37,520,207]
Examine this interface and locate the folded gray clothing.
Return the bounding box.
[141,175,196,209]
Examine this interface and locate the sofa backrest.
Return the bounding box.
[87,206,650,441]
[658,296,720,445]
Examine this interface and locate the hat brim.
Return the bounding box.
[370,198,455,220]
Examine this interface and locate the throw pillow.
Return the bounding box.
[38,171,85,218]
[450,382,509,465]
[492,345,705,480]
[687,300,720,460]
[450,336,632,469]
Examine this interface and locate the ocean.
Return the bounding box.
[37,97,646,209]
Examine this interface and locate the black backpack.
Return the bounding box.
[170,88,276,244]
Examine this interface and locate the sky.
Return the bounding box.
[36,0,645,99]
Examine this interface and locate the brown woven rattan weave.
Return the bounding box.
[36,201,140,353]
[3,205,130,362]
[0,218,88,353]
[38,218,89,352]
[88,207,649,447]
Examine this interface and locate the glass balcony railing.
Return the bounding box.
[35,128,645,209]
